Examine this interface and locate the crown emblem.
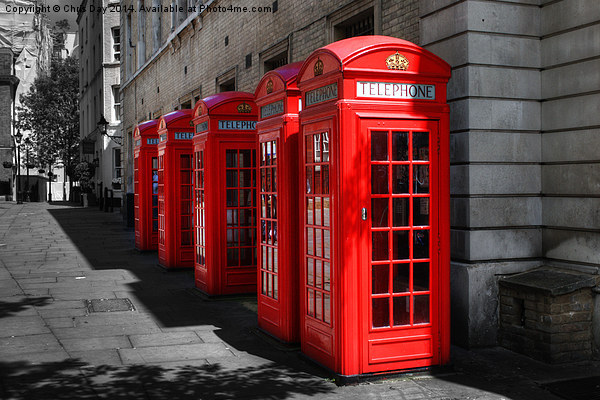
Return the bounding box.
[314,59,324,76]
[266,79,274,94]
[237,102,252,113]
[386,52,409,71]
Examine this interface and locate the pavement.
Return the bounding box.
[0,201,599,400]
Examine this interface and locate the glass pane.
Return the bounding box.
[393,297,410,326]
[306,166,313,194]
[226,189,237,207]
[261,271,267,294]
[393,263,410,293]
[315,229,322,257]
[180,155,191,169]
[314,166,321,194]
[239,209,253,226]
[316,291,323,320]
[181,171,191,184]
[324,230,330,259]
[372,298,390,328]
[306,135,314,164]
[371,165,388,194]
[273,275,278,299]
[414,295,430,324]
[227,248,239,266]
[413,197,430,226]
[316,260,322,289]
[226,150,237,167]
[152,157,158,169]
[322,165,329,195]
[392,131,408,161]
[307,258,314,286]
[272,248,277,272]
[227,209,238,226]
[414,262,430,291]
[306,197,314,225]
[371,198,388,228]
[261,245,267,269]
[371,231,389,261]
[324,294,331,323]
[393,231,409,260]
[272,222,277,245]
[239,189,253,207]
[239,170,252,187]
[392,198,409,227]
[323,262,330,291]
[181,231,191,246]
[307,228,314,256]
[372,265,389,294]
[315,197,322,226]
[371,131,388,161]
[414,165,429,194]
[307,289,315,316]
[392,165,409,194]
[322,132,330,162]
[271,142,277,165]
[414,230,429,259]
[413,132,429,161]
[240,149,252,167]
[260,143,266,166]
[240,247,253,266]
[323,198,330,227]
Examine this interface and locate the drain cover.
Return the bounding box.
[545,376,600,400]
[86,298,135,313]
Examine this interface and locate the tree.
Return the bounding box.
[17,56,80,200]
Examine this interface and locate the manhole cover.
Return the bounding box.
[545,376,600,400]
[86,298,135,313]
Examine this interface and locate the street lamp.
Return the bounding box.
[98,115,123,145]
[24,137,32,201]
[13,129,22,204]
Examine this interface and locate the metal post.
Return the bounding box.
[25,146,30,202]
[15,142,21,204]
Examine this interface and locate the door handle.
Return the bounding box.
[361,207,367,221]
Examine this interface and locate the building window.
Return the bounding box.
[112,27,120,61]
[334,7,374,40]
[217,68,236,93]
[181,100,192,109]
[112,86,121,122]
[245,53,252,69]
[113,147,122,190]
[264,52,287,72]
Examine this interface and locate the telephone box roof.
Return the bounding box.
[194,91,256,117]
[299,35,451,80]
[158,109,194,129]
[254,61,303,97]
[134,119,157,136]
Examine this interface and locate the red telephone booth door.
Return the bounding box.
[360,118,440,372]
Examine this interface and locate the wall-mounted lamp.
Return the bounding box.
[98,115,123,145]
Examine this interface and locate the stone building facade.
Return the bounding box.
[119,0,600,352]
[78,0,123,202]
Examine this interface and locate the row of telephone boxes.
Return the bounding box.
[133,36,451,379]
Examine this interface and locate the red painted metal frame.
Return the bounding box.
[134,120,159,251]
[296,36,451,378]
[192,92,259,295]
[157,109,195,269]
[254,62,303,343]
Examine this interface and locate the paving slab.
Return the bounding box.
[119,343,235,364]
[0,316,51,337]
[129,331,204,348]
[0,334,63,355]
[60,335,132,352]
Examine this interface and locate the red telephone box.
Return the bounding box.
[157,109,195,269]
[134,119,160,251]
[297,36,451,378]
[192,92,258,295]
[254,62,303,342]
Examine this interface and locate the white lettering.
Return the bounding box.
[357,81,435,100]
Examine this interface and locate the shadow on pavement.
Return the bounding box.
[0,359,333,400]
[0,297,52,318]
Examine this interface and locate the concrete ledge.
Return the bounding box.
[500,268,597,296]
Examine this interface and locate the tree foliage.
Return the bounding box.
[17,56,80,180]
